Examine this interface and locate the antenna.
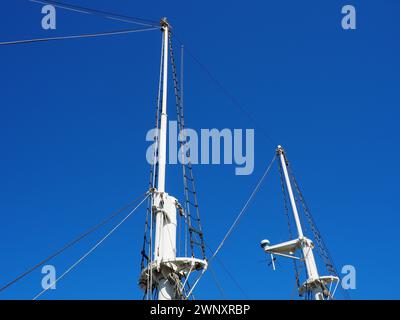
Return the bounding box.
[260,146,339,300]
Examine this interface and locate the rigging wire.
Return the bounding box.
[186,154,277,298]
[143,29,165,300]
[169,32,207,261]
[0,191,149,293]
[287,166,351,300]
[205,243,249,299]
[280,151,349,300]
[0,27,159,46]
[214,256,248,299]
[28,0,159,27]
[278,160,301,289]
[33,192,150,300]
[171,34,277,147]
[208,264,226,299]
[212,154,276,260]
[1,4,306,299]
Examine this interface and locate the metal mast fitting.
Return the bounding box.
[139,18,207,300]
[260,146,339,300]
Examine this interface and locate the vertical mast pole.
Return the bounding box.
[277,146,304,239]
[157,18,169,193]
[277,146,323,300]
[154,18,177,300]
[139,17,207,301]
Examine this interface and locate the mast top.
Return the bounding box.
[160,17,170,28]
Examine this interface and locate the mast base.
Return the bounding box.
[139,257,207,298]
[298,275,339,298]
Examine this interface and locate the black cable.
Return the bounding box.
[0,27,159,46]
[171,34,277,147]
[0,191,148,293]
[168,33,207,260]
[278,160,301,289]
[205,243,249,299]
[187,155,277,297]
[208,264,226,298]
[28,0,159,27]
[286,159,351,300]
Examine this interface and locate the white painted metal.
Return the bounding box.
[260,146,339,300]
[276,145,323,300]
[139,257,208,298]
[158,278,176,300]
[154,192,177,267]
[157,19,169,193]
[277,146,304,239]
[139,18,207,300]
[153,18,177,300]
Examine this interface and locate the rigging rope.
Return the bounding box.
[205,243,249,299]
[140,31,164,300]
[141,33,209,300]
[28,0,159,27]
[186,154,277,298]
[171,34,277,147]
[0,27,159,46]
[285,155,350,300]
[169,33,206,261]
[0,191,149,293]
[278,160,301,289]
[212,155,276,259]
[208,264,226,298]
[33,192,150,300]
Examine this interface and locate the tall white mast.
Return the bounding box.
[157,18,169,193]
[153,17,176,300]
[139,17,207,300]
[260,146,338,300]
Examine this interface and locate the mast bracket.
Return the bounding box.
[160,17,171,29]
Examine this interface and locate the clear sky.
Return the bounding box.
[0,0,399,300]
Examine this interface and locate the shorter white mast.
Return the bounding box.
[260,146,338,300]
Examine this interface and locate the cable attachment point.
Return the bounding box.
[276,145,284,155]
[149,187,156,194]
[175,200,186,217]
[160,17,171,29]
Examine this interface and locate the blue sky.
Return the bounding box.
[0,0,399,299]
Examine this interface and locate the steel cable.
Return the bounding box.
[28,0,159,27]
[33,192,150,299]
[186,154,277,298]
[0,27,159,46]
[0,191,149,293]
